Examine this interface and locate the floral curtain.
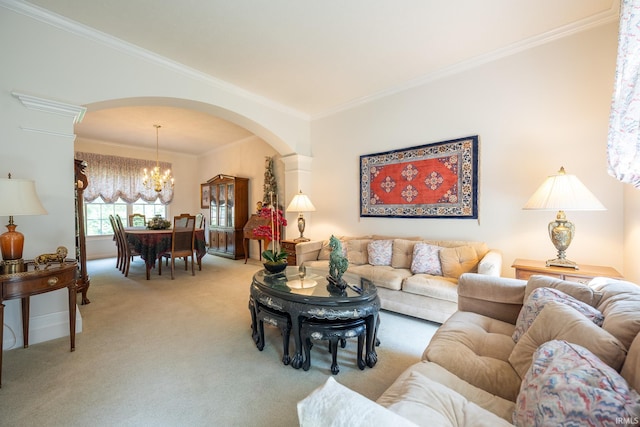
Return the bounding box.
[75,151,174,204]
[608,0,640,188]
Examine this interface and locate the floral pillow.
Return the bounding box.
[410,243,442,275]
[513,340,640,426]
[367,240,393,266]
[512,287,604,343]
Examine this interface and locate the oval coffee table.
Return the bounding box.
[249,267,380,370]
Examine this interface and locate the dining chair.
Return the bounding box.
[195,212,205,229]
[159,214,196,279]
[109,215,124,271]
[128,213,146,227]
[115,214,142,277]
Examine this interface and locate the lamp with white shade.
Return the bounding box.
[523,166,605,269]
[286,191,316,242]
[0,175,48,273]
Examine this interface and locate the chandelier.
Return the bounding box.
[142,124,174,193]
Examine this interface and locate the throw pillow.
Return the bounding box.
[509,301,626,379]
[438,246,478,279]
[345,239,371,265]
[512,287,604,343]
[368,240,393,266]
[513,340,640,427]
[410,243,442,275]
[297,377,417,427]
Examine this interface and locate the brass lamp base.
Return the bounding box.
[546,258,579,269]
[1,259,26,274]
[547,210,579,269]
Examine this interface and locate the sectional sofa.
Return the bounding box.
[295,235,502,323]
[298,273,640,426]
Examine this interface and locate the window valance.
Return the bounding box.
[75,151,174,204]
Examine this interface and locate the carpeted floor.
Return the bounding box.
[0,255,439,426]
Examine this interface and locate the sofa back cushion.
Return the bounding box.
[391,239,419,269]
[524,275,602,307]
[439,246,479,279]
[591,278,640,351]
[508,301,626,379]
[317,236,363,260]
[345,239,371,265]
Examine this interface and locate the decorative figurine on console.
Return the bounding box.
[326,235,349,293]
[34,246,68,270]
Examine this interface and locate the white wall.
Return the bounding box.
[308,22,625,278]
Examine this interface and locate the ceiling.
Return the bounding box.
[19,0,619,155]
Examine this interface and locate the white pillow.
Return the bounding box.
[368,240,393,266]
[410,243,442,275]
[297,377,417,427]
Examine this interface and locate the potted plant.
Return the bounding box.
[253,204,288,273]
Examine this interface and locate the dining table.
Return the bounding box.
[124,227,207,280]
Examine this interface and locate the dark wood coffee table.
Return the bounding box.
[249,267,380,370]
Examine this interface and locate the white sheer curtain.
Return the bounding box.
[608,0,640,188]
[75,151,174,204]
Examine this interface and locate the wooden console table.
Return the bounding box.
[0,260,78,387]
[512,258,623,285]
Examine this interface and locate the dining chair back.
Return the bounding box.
[159,214,196,279]
[129,213,146,227]
[115,214,141,277]
[195,213,205,229]
[109,214,124,271]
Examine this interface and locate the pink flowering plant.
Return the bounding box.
[253,206,288,263]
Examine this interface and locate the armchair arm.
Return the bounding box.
[477,249,502,277]
[457,273,526,324]
[295,240,324,266]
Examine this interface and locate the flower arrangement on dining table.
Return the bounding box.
[252,195,288,266]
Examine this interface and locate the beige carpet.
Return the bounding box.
[0,255,439,426]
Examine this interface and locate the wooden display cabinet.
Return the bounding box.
[207,175,249,260]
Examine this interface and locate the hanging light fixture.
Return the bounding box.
[142,124,174,193]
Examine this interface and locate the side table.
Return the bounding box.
[512,258,623,285]
[0,260,78,387]
[280,240,299,266]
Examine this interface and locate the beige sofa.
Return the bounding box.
[295,236,502,323]
[298,273,640,426]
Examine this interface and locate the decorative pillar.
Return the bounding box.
[281,154,314,240]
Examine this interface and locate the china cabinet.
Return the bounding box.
[207,175,249,259]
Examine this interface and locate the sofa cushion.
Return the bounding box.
[349,264,412,291]
[512,287,604,343]
[384,371,513,427]
[508,301,626,378]
[524,275,602,306]
[621,333,640,392]
[402,275,458,302]
[317,236,354,260]
[410,243,442,275]
[368,240,393,266]
[391,239,419,269]
[345,239,371,265]
[297,377,417,427]
[439,246,479,279]
[591,278,640,351]
[377,361,516,423]
[513,340,640,427]
[422,311,521,402]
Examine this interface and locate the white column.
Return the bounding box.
[281,154,314,240]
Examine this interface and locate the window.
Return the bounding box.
[85,197,168,236]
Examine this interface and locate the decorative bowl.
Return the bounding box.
[263,261,288,274]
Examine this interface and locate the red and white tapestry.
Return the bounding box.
[360,136,478,218]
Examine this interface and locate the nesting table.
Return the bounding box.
[249,267,380,370]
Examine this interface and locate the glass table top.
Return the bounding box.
[252,266,377,303]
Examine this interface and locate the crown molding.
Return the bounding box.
[0,0,309,121]
[12,91,87,123]
[312,4,620,120]
[19,126,77,140]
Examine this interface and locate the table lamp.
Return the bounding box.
[523,166,605,269]
[286,190,316,242]
[0,175,48,274]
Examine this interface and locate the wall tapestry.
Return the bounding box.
[360,135,478,219]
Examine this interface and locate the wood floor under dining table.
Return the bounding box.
[124,227,207,279]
